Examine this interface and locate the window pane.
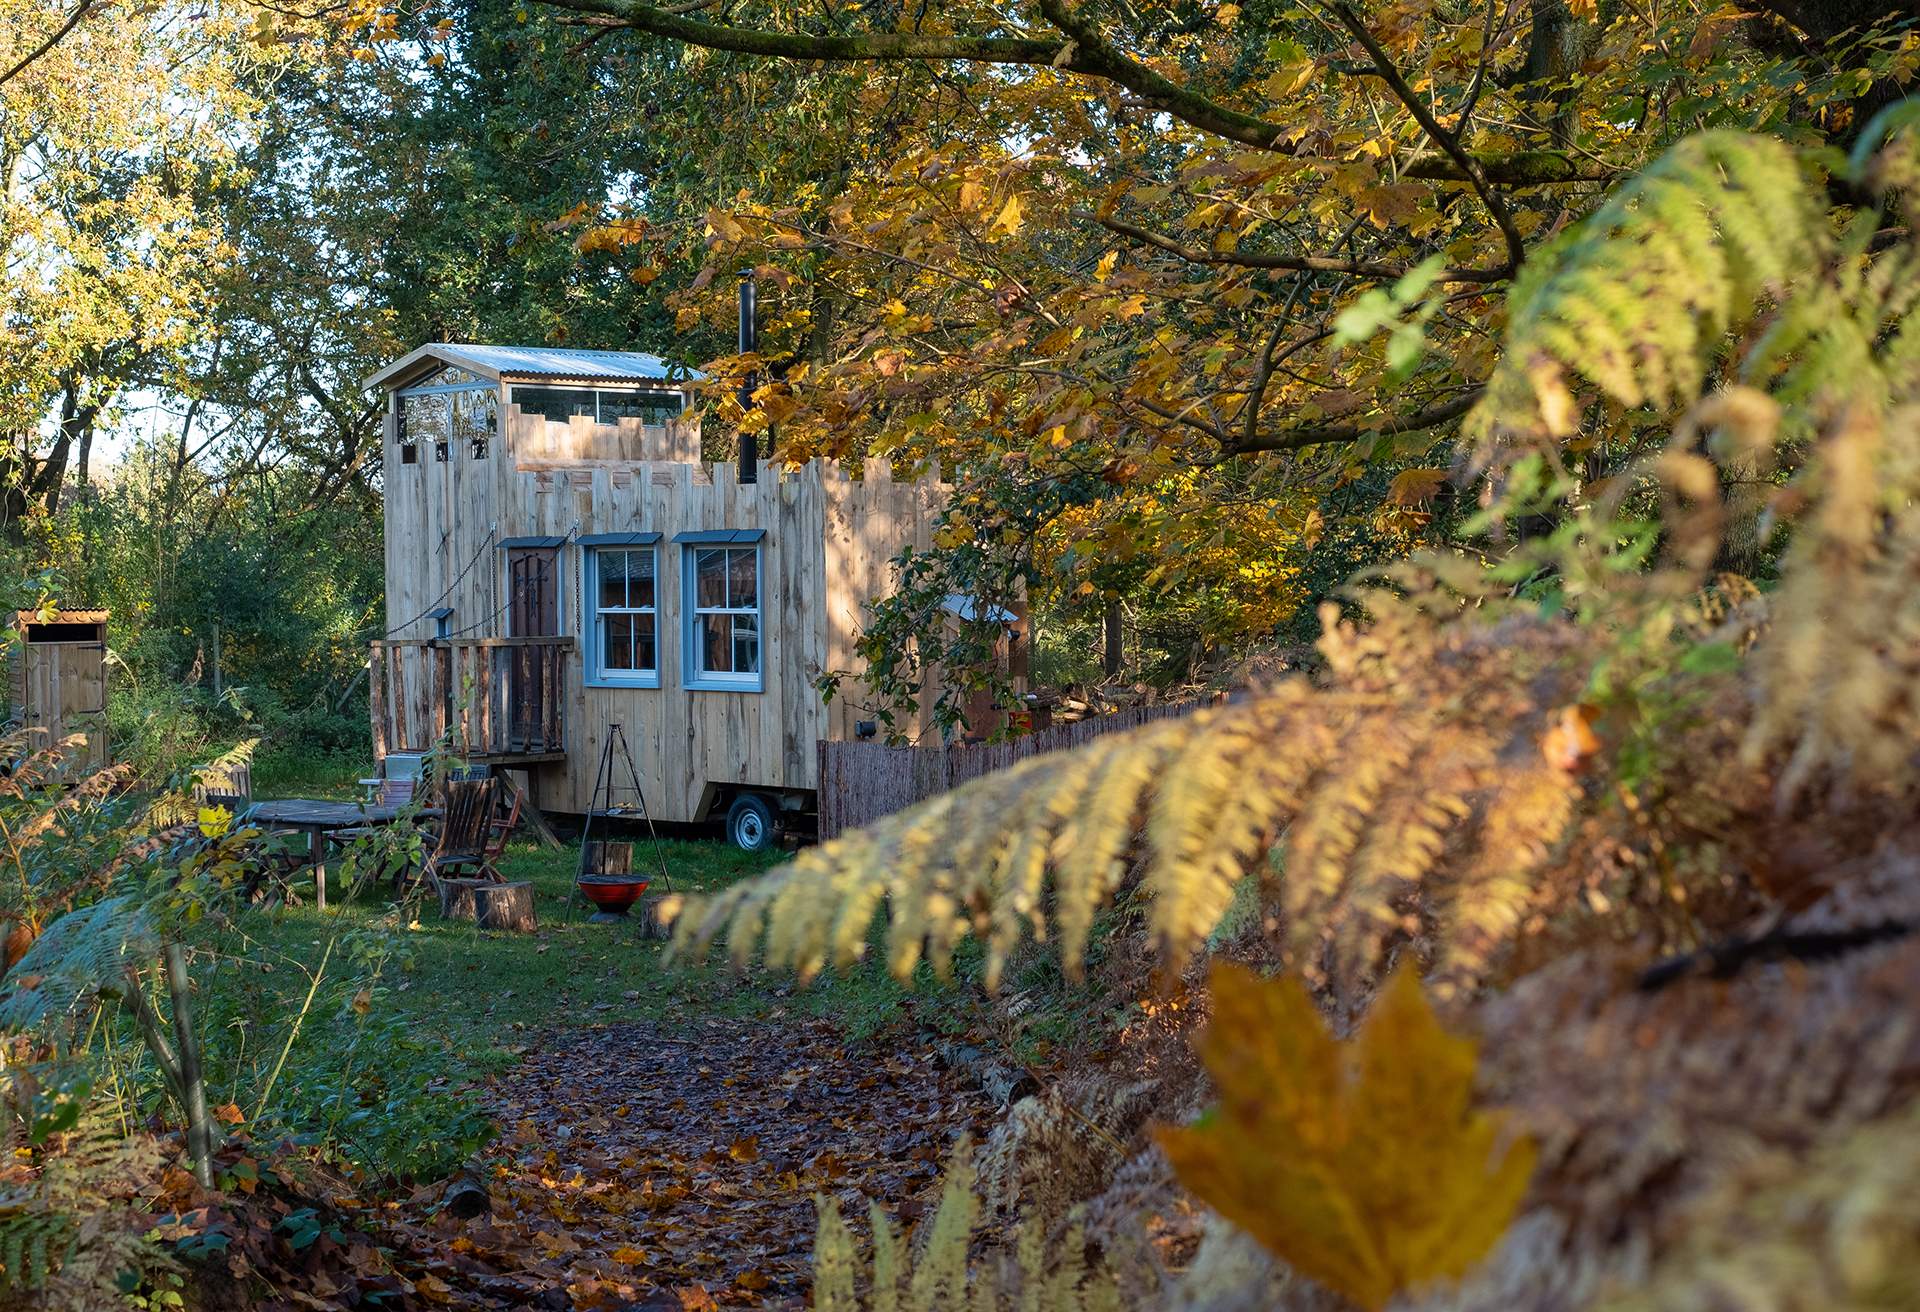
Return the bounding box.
[635,623,656,674]
[630,552,655,610]
[731,615,760,674]
[451,389,494,433]
[513,386,596,423]
[726,548,757,609]
[696,614,729,674]
[597,391,683,425]
[401,393,448,445]
[452,390,496,458]
[696,549,727,608]
[603,613,634,670]
[598,551,629,609]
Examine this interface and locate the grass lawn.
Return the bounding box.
[230,830,921,1042]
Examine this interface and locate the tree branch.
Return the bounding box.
[538,0,1065,65]
[0,0,98,90]
[1326,1,1527,269]
[1229,388,1485,455]
[537,0,1580,178]
[1030,0,1293,148]
[544,0,1237,136]
[1403,151,1614,185]
[1088,211,1512,284]
[1124,379,1482,457]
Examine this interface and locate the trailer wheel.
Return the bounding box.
[724,793,781,853]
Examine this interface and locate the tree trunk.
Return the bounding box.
[73,421,94,495]
[635,896,672,941]
[163,943,219,1188]
[474,881,537,933]
[1521,0,1606,146]
[437,877,489,921]
[1103,602,1124,679]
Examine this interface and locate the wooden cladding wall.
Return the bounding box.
[822,459,948,745]
[380,392,503,645]
[379,400,703,644]
[815,703,1202,841]
[506,405,701,467]
[510,457,940,819]
[381,401,945,822]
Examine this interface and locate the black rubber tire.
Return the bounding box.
[724,793,781,852]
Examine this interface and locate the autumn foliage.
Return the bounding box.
[7,0,1920,1307]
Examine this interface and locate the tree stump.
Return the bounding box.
[437,878,489,922]
[474,880,537,933]
[635,896,671,941]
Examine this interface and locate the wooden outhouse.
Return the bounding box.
[364,342,996,848]
[9,608,110,773]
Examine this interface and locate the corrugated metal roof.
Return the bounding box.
[443,344,693,380]
[365,342,703,391]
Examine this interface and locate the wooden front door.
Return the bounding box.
[22,640,109,771]
[506,548,560,748]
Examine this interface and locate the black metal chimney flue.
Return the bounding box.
[737,271,758,484]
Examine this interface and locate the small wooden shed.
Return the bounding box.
[363,343,1024,849]
[9,608,110,773]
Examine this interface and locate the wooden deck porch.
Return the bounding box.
[369,636,572,763]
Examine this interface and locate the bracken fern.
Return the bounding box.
[812,1139,1123,1312]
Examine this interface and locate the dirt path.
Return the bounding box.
[376,1015,1003,1309]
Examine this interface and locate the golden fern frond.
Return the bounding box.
[1329,721,1488,991]
[907,1139,978,1309]
[1282,706,1422,964]
[1474,130,1822,442]
[1146,685,1331,969]
[1743,398,1920,799]
[145,736,259,828]
[674,615,1595,995]
[1437,765,1580,992]
[811,1197,860,1312]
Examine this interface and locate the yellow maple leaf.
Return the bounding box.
[1158,964,1534,1311]
[1387,467,1449,506]
[933,515,974,550]
[705,208,746,244]
[991,193,1024,237]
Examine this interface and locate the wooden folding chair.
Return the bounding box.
[404,775,501,892]
[482,780,523,866]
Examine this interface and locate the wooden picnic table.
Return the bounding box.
[244,799,440,909]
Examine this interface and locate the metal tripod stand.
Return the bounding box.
[569,723,673,918]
